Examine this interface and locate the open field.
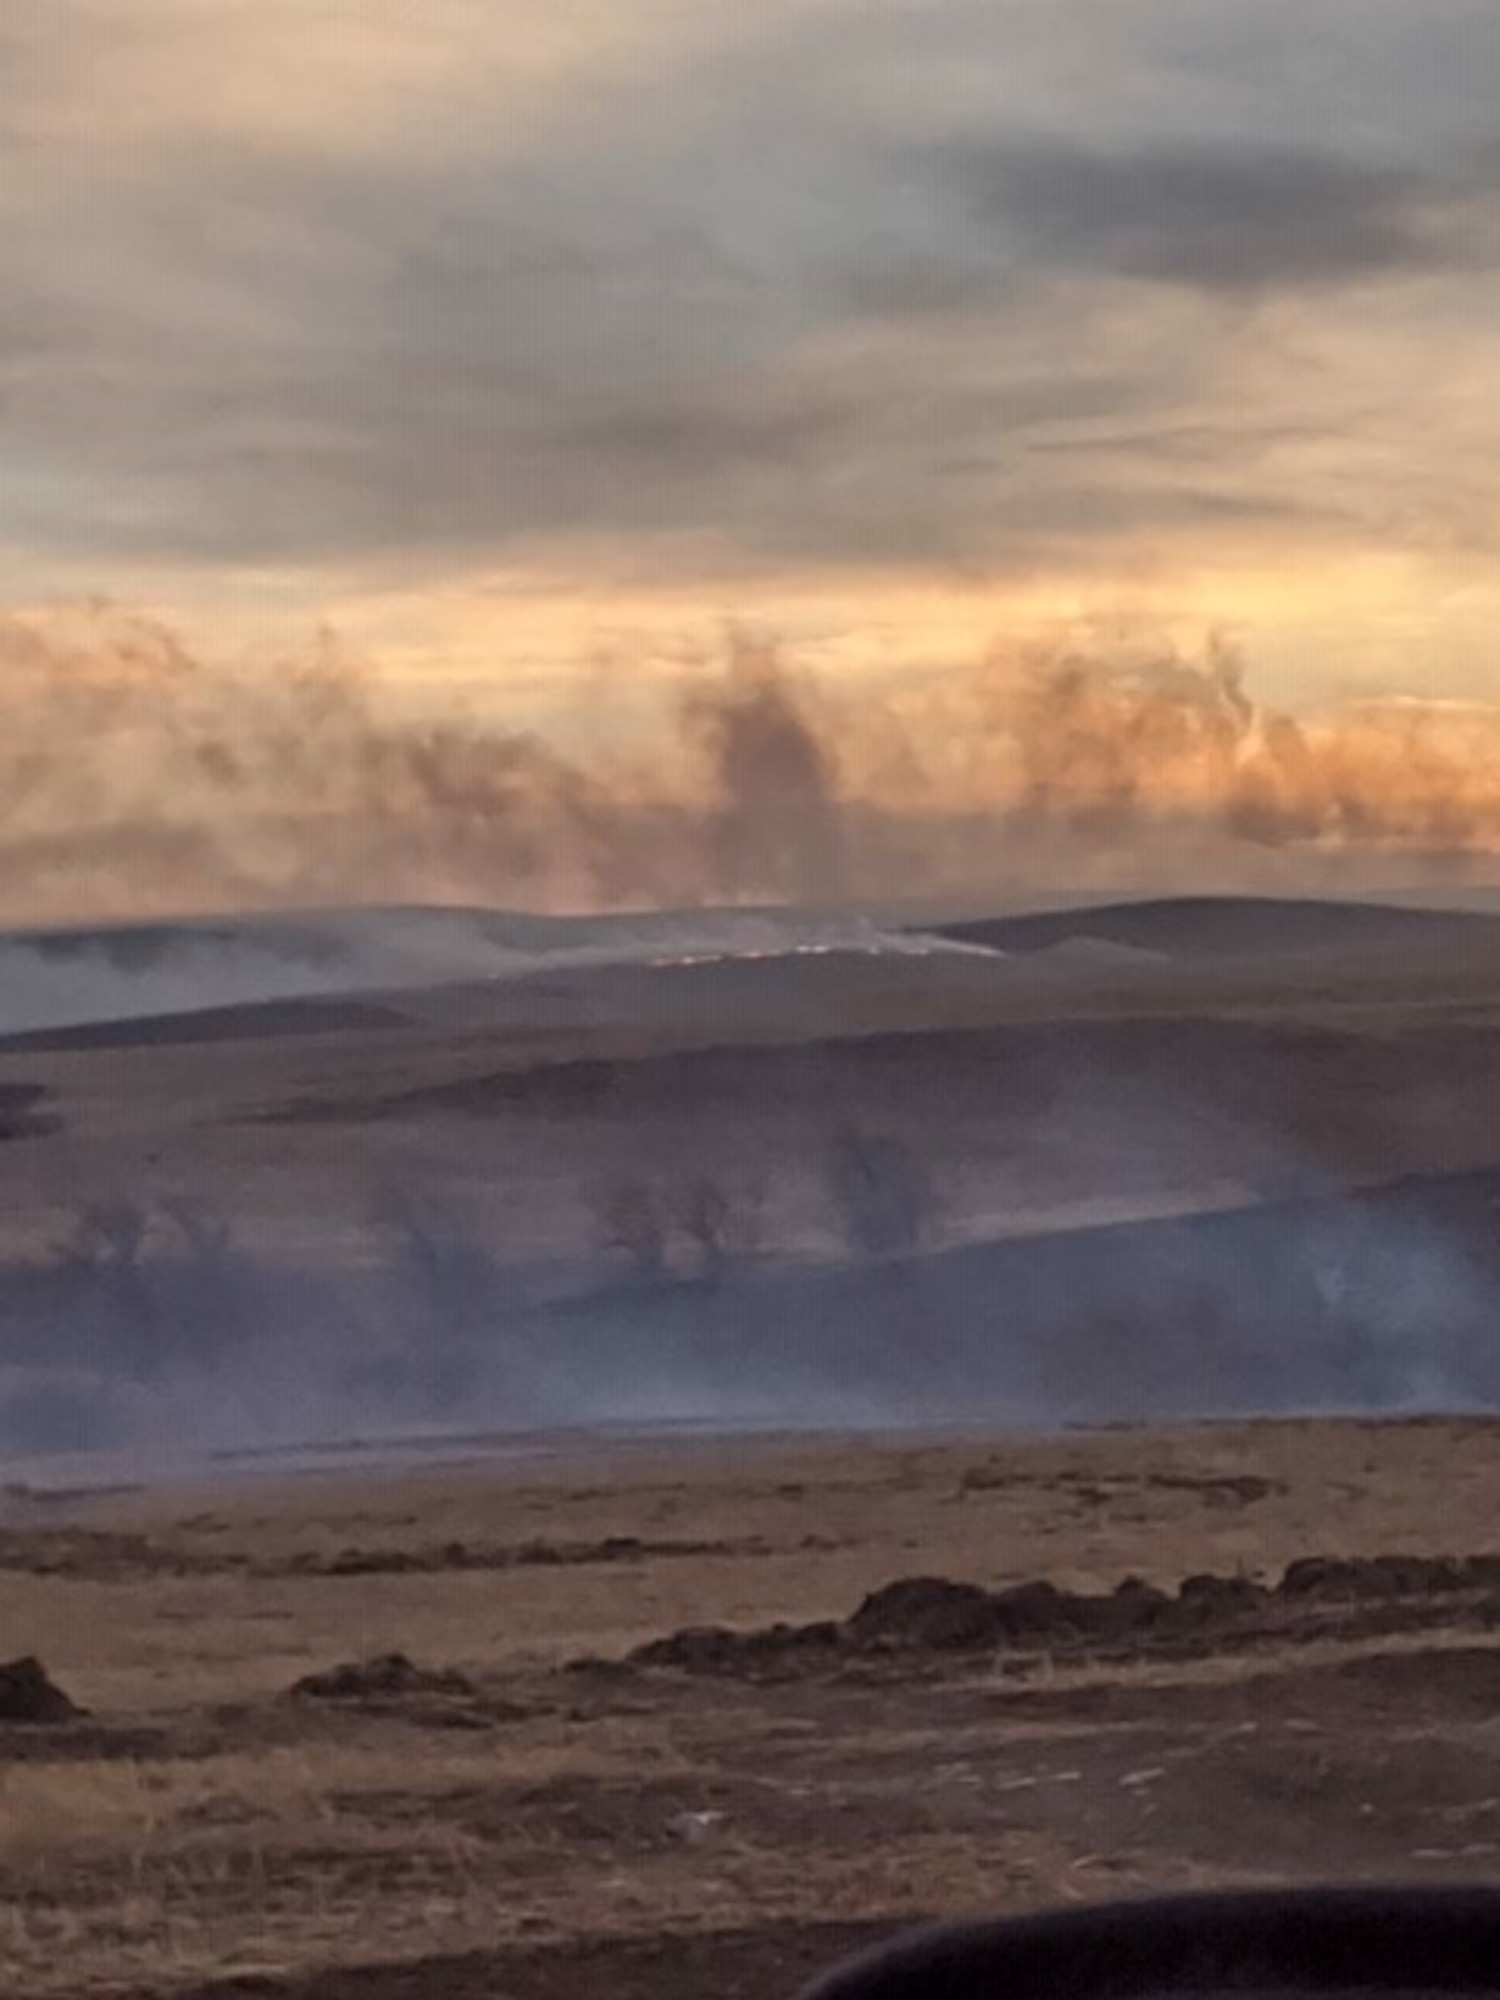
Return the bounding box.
[5,1419,1500,1996]
[2,894,1500,1993]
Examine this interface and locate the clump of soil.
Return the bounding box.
[0,1655,85,1722]
[631,1621,843,1673]
[846,1573,1177,1651]
[288,1653,476,1703]
[622,1550,1500,1678]
[280,1533,742,1579]
[1279,1553,1500,1598]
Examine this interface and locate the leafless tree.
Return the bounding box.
[373,1182,505,1412]
[56,1199,149,1275]
[675,1171,769,1283]
[596,1180,669,1284]
[825,1125,935,1263]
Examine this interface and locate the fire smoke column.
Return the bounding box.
[682,641,847,904]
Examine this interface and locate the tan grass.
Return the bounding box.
[0,1418,1497,1994]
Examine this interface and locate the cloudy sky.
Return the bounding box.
[3,0,1497,718]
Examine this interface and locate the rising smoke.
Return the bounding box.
[3,602,1500,925]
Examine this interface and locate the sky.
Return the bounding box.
[3,3,1497,688]
[0,3,1498,916]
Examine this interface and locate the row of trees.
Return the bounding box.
[595,1124,936,1283]
[50,1120,936,1298]
[0,1124,938,1432]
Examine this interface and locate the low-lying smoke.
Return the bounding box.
[4,1163,1496,1462]
[4,603,1500,923]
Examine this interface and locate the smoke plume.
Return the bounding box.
[3,602,1499,923]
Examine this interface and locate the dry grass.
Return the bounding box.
[5,1417,1497,1708]
[0,1417,1498,1995]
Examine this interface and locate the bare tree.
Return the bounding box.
[675,1170,769,1283]
[677,1175,732,1284]
[0,1083,59,1143]
[53,1199,158,1378]
[595,1180,669,1284]
[825,1125,935,1263]
[56,1199,149,1275]
[374,1183,503,1413]
[159,1195,233,1263]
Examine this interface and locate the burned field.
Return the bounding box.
[4,1418,1500,1998]
[3,892,1500,1465]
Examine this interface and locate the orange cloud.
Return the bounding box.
[2,600,1498,927]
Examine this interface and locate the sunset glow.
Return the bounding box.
[3,3,1497,913]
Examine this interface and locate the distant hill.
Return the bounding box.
[0,996,412,1054]
[930,895,1500,961]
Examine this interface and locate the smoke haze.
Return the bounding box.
[3,604,1500,925]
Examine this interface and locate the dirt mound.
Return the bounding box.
[1279,1553,1500,1598]
[0,1654,84,1722]
[623,1573,1189,1674]
[630,1620,843,1673]
[288,1653,476,1703]
[847,1573,1179,1651]
[846,1577,997,1649]
[623,1550,1500,1676]
[280,1532,749,1579]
